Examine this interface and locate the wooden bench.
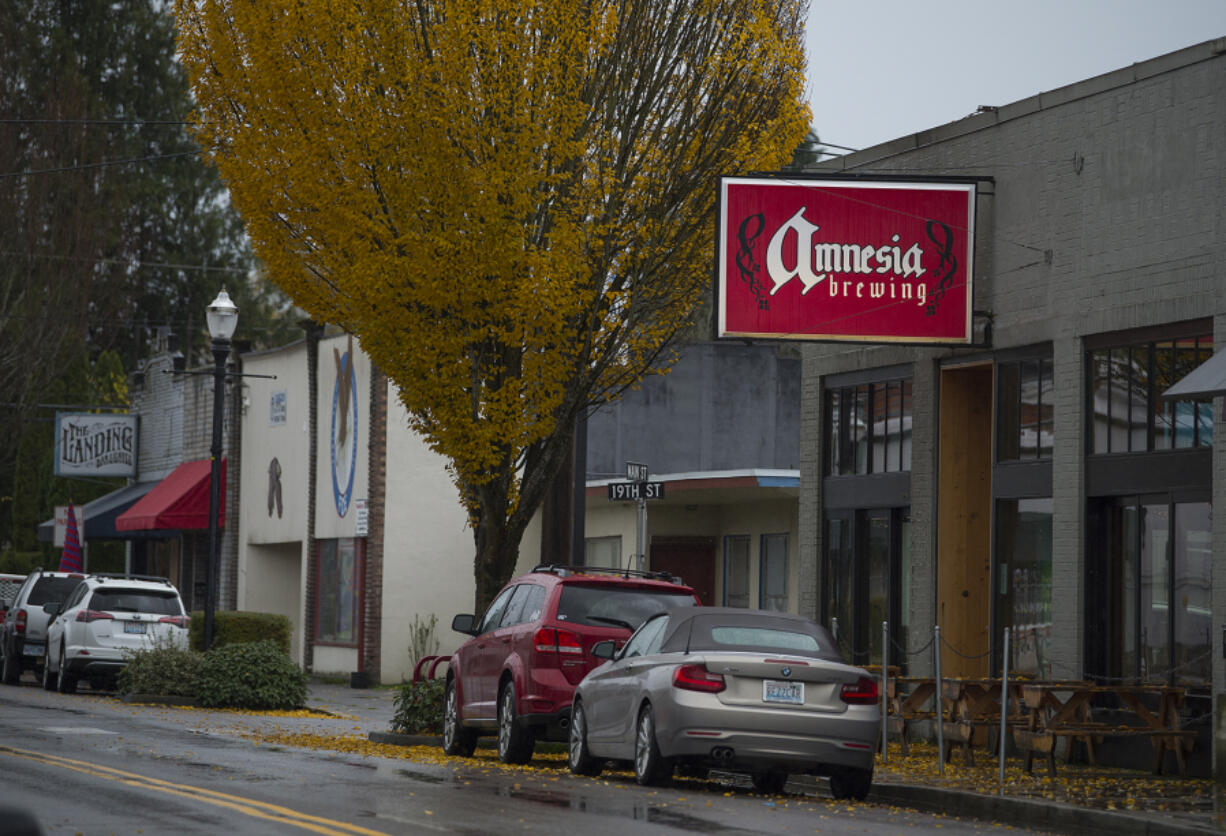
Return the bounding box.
[1012,682,1196,776]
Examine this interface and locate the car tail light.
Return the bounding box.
[533,627,583,655]
[158,615,189,628]
[75,610,114,623]
[840,676,879,705]
[672,663,725,693]
[15,609,26,634]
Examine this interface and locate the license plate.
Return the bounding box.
[22,644,44,657]
[123,622,147,635]
[763,680,803,705]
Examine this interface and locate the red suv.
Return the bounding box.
[444,564,700,763]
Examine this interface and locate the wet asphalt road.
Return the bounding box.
[0,677,1049,835]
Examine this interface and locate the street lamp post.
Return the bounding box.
[204,289,238,652]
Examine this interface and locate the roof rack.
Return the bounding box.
[530,564,684,585]
[89,573,175,587]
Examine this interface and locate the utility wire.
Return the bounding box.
[0,150,200,179]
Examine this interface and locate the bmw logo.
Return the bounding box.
[781,667,792,677]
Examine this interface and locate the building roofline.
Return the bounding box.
[814,36,1226,171]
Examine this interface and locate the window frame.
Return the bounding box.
[314,537,363,647]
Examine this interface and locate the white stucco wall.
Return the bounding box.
[238,341,311,662]
[315,334,371,541]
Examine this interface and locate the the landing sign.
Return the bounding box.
[717,177,976,344]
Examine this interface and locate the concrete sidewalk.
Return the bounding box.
[301,681,1222,835]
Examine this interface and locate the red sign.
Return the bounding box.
[717,177,976,343]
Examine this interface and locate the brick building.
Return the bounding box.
[788,39,1224,773]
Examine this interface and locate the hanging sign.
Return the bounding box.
[717,176,976,344]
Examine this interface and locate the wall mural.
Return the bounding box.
[267,457,283,518]
[331,334,359,517]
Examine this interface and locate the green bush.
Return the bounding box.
[117,636,202,697]
[195,640,307,710]
[392,678,446,735]
[189,610,293,655]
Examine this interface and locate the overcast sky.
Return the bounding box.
[805,0,1226,153]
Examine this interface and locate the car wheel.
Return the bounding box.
[442,678,478,757]
[56,646,77,695]
[751,770,789,794]
[633,703,672,787]
[41,655,57,691]
[829,767,873,801]
[497,681,535,764]
[1,647,19,685]
[568,701,603,777]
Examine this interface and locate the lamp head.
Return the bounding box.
[206,289,239,342]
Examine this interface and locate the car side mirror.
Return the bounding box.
[42,602,61,616]
[451,613,477,635]
[591,639,617,660]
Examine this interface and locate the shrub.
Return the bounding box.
[195,639,307,710]
[189,611,293,654]
[392,678,445,735]
[117,636,202,697]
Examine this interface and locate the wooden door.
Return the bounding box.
[650,537,716,605]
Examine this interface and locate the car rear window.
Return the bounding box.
[28,577,83,606]
[709,626,821,654]
[88,588,183,616]
[679,615,837,659]
[556,584,696,630]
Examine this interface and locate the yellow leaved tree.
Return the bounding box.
[177,0,809,610]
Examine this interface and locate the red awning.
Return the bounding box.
[115,459,225,531]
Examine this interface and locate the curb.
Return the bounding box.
[119,694,197,707]
[361,734,1218,835]
[867,783,1219,836]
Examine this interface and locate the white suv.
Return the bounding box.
[42,574,188,693]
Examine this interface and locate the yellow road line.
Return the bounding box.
[0,745,391,836]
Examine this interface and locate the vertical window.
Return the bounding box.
[1089,333,1212,453]
[759,534,788,612]
[584,536,622,569]
[316,538,361,645]
[995,498,1053,678]
[997,355,1053,462]
[723,535,750,608]
[826,376,912,476]
[825,516,853,661]
[1089,498,1211,685]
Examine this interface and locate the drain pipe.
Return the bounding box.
[935,624,944,775]
[880,620,889,764]
[999,626,1011,792]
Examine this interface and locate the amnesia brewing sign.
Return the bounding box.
[717,177,976,343]
[55,412,137,477]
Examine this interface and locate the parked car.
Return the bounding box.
[444,564,701,763]
[42,574,188,694]
[567,607,879,799]
[0,569,86,684]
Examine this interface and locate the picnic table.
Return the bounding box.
[1011,682,1195,775]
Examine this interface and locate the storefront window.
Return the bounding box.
[997,356,1053,461]
[723,535,750,608]
[827,378,912,475]
[1089,333,1212,454]
[759,534,787,612]
[316,538,361,646]
[1087,498,1210,685]
[994,498,1053,678]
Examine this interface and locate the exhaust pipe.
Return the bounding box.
[710,746,735,762]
